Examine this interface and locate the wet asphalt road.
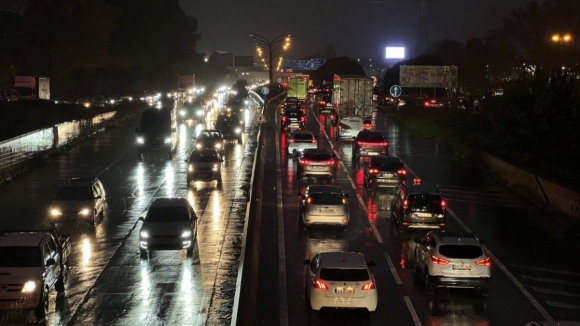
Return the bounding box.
[0,98,260,325]
[256,98,580,325]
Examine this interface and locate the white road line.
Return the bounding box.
[383,252,402,285]
[403,296,423,326]
[275,112,289,326]
[356,194,368,213]
[370,224,383,243]
[533,287,580,298]
[545,301,580,310]
[389,150,555,323]
[346,173,357,190]
[514,265,580,277]
[521,274,580,287]
[96,151,128,178]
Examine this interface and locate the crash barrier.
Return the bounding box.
[483,152,580,218]
[0,111,116,174]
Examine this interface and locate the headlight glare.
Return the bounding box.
[215,143,221,149]
[22,281,37,293]
[80,209,90,216]
[195,143,202,149]
[137,137,145,144]
[235,128,241,134]
[140,230,149,238]
[212,164,219,171]
[50,209,61,216]
[188,164,193,172]
[164,137,172,144]
[181,230,192,237]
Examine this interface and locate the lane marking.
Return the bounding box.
[383,252,402,285]
[275,109,289,326]
[533,287,580,298]
[521,274,580,287]
[514,265,580,277]
[403,296,423,326]
[96,150,128,178]
[545,301,580,310]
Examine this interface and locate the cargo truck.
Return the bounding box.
[13,76,50,100]
[287,75,309,102]
[332,74,374,141]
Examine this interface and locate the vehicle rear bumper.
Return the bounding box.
[187,171,220,181]
[430,276,489,289]
[370,177,401,187]
[357,148,387,156]
[310,290,377,312]
[301,170,333,177]
[288,144,317,154]
[304,215,348,226]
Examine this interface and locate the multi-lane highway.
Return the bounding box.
[0,98,259,325]
[256,97,580,325]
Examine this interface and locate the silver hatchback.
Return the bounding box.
[298,185,350,228]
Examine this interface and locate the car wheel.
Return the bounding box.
[186,246,193,257]
[140,250,148,260]
[55,266,67,292]
[425,269,434,294]
[34,287,48,321]
[237,136,243,144]
[479,285,489,298]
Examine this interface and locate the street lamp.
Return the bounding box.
[551,34,572,46]
[250,33,291,86]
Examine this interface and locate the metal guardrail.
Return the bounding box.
[0,111,116,173]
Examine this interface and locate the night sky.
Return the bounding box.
[180,0,535,61]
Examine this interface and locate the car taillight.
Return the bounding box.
[299,159,311,165]
[441,200,447,213]
[289,139,294,143]
[476,257,491,266]
[320,101,326,105]
[326,159,335,166]
[314,280,328,290]
[361,281,375,290]
[424,102,429,107]
[431,255,450,265]
[301,117,305,122]
[397,169,407,175]
[383,142,389,146]
[358,141,362,146]
[431,100,436,103]
[403,199,408,209]
[311,139,316,143]
[282,116,287,122]
[306,197,312,204]
[342,198,347,204]
[369,168,379,174]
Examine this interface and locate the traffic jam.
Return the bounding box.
[267,74,570,326]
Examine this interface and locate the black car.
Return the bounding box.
[225,97,246,114]
[352,131,388,159]
[363,156,407,190]
[194,129,224,155]
[215,112,244,143]
[179,99,205,122]
[135,107,177,159]
[390,179,446,231]
[281,109,305,131]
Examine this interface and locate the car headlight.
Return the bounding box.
[235,128,241,134]
[212,164,219,171]
[80,208,90,216]
[196,110,203,116]
[137,137,145,144]
[140,230,149,238]
[180,110,186,116]
[244,100,248,104]
[188,164,194,172]
[195,143,202,149]
[50,209,61,216]
[215,143,221,149]
[22,281,37,293]
[181,230,192,238]
[164,137,171,144]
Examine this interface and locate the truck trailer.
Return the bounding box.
[13,76,50,100]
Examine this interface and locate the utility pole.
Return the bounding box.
[415,0,430,56]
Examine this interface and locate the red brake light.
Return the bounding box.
[403,199,408,209]
[397,169,407,175]
[361,281,375,290]
[431,100,436,103]
[326,159,335,166]
[314,280,328,290]
[431,255,450,265]
[301,116,305,122]
[441,200,446,207]
[413,178,422,185]
[311,139,316,143]
[306,197,312,204]
[320,101,326,105]
[299,159,311,165]
[282,116,287,122]
[476,257,491,266]
[383,141,388,146]
[289,139,294,143]
[342,198,347,204]
[369,168,379,174]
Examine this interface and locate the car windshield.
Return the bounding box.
[408,194,442,209]
[293,133,313,140]
[438,245,483,259]
[309,193,343,205]
[190,152,218,163]
[55,187,93,200]
[0,247,42,267]
[146,207,189,222]
[304,153,331,161]
[319,268,369,281]
[140,111,171,133]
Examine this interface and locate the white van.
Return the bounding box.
[337,116,363,141]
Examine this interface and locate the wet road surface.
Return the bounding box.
[256,98,580,325]
[0,99,260,325]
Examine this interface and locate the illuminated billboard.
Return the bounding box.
[385,47,405,59]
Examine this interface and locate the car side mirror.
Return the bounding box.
[414,237,422,244]
[135,127,138,133]
[46,258,56,267]
[138,217,144,222]
[344,194,349,198]
[220,159,224,162]
[367,260,376,267]
[297,192,303,197]
[191,215,198,221]
[95,195,102,200]
[303,259,310,265]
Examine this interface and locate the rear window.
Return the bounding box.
[319,268,369,281]
[146,207,189,222]
[293,133,313,140]
[359,133,384,141]
[286,97,299,103]
[304,153,331,161]
[309,193,343,205]
[0,247,42,267]
[408,194,443,209]
[287,111,301,117]
[371,162,403,171]
[439,245,483,259]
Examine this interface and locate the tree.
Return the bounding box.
[310,57,364,86]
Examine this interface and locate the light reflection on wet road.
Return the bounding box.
[0,99,259,325]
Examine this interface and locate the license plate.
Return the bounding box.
[310,166,327,170]
[416,213,432,217]
[381,173,394,177]
[198,173,211,177]
[452,264,472,271]
[366,152,378,155]
[157,238,175,244]
[334,286,356,294]
[318,209,336,213]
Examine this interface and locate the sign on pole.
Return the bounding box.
[399,65,459,88]
[389,85,402,98]
[261,87,270,95]
[255,110,267,123]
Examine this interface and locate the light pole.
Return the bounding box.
[250,33,291,86]
[551,34,573,71]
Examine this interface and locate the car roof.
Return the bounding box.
[150,198,190,208]
[318,252,367,268]
[431,230,480,245]
[63,177,96,188]
[307,185,343,194]
[405,183,439,194]
[0,233,46,247]
[303,148,331,155]
[358,130,382,136]
[370,156,402,164]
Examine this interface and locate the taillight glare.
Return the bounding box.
[361,281,375,290]
[431,255,450,265]
[476,257,491,266]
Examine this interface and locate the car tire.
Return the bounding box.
[425,270,434,294]
[186,246,193,257]
[479,285,489,298]
[237,136,243,144]
[55,266,67,292]
[34,287,48,321]
[140,250,148,260]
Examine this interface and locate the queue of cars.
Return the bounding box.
[282,93,492,315]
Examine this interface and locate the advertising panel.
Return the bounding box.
[399,65,458,88]
[385,47,405,59]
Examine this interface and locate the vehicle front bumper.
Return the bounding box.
[140,236,193,251]
[187,170,220,181]
[50,210,94,222]
[309,288,377,312]
[0,292,41,310]
[429,276,490,289]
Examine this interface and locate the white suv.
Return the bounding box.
[413,230,491,296]
[303,252,377,312]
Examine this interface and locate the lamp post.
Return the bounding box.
[250,33,291,86]
[551,34,573,71]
